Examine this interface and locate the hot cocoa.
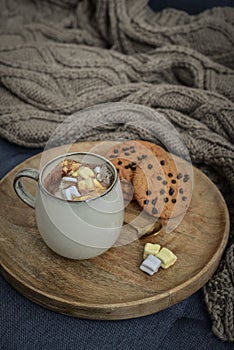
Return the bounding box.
[43,158,113,201]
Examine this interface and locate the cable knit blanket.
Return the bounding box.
[0,0,233,342]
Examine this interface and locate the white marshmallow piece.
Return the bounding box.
[69,185,81,197]
[96,173,102,182]
[62,177,78,184]
[63,187,73,200]
[94,166,101,174]
[63,186,81,200]
[140,254,161,276]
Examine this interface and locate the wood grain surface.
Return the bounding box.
[0,141,230,320]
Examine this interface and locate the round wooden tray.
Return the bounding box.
[0,141,230,320]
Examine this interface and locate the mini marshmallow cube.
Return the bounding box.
[143,243,161,259]
[69,185,81,197]
[94,166,101,174]
[96,173,102,182]
[78,180,86,191]
[62,187,73,200]
[78,167,95,179]
[62,177,78,183]
[140,254,161,276]
[85,178,95,190]
[93,179,104,190]
[63,186,81,200]
[156,247,177,269]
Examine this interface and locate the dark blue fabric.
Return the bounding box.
[0,138,43,178]
[149,0,234,14]
[1,138,233,349]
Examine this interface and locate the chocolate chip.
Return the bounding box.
[137,156,142,161]
[183,174,190,183]
[130,149,136,153]
[168,173,173,178]
[113,149,119,154]
[179,188,184,194]
[182,196,187,201]
[177,173,183,179]
[162,180,167,185]
[160,160,165,166]
[157,176,162,181]
[142,154,147,159]
[129,163,136,170]
[169,187,174,196]
[164,197,169,203]
[144,199,149,205]
[129,146,134,149]
[171,179,176,184]
[152,207,158,215]
[124,165,130,169]
[148,164,153,169]
[172,198,176,204]
[122,147,129,151]
[124,152,130,156]
[110,155,116,158]
[118,160,122,165]
[160,189,165,195]
[151,198,157,205]
[146,190,151,196]
[117,168,119,173]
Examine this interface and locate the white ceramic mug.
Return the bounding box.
[13,152,124,259]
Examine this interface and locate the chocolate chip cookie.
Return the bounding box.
[132,155,192,219]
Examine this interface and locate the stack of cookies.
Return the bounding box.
[106,140,192,219]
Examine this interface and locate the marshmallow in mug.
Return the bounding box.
[44,158,114,202]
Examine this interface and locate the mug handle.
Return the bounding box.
[13,168,40,209]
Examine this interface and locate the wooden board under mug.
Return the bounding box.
[0,141,230,320]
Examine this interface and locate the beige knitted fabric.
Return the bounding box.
[0,0,233,341]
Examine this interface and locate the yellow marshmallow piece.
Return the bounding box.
[93,178,104,190]
[85,177,95,190]
[78,180,86,191]
[155,247,177,269]
[78,167,95,179]
[143,243,161,259]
